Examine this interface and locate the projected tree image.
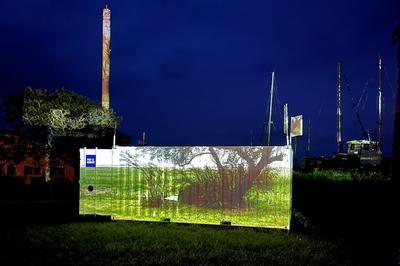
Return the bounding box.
[121,146,285,209]
[80,146,292,228]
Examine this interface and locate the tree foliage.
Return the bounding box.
[21,87,122,182]
[22,87,120,137]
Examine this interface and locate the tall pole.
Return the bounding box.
[283,103,289,146]
[267,71,275,146]
[112,122,117,148]
[307,119,311,155]
[392,25,400,185]
[377,55,382,143]
[337,63,342,153]
[102,6,111,110]
[294,136,297,158]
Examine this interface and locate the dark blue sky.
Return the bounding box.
[1,1,399,157]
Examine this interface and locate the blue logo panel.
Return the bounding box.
[86,155,96,167]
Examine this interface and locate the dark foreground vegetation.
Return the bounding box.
[0,170,398,265]
[0,221,384,265]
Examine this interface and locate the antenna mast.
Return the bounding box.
[307,119,311,155]
[378,55,382,143]
[267,71,275,146]
[337,63,342,153]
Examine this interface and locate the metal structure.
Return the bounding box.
[377,56,382,143]
[102,6,111,110]
[283,103,289,146]
[337,59,382,166]
[337,63,342,153]
[267,71,275,146]
[307,119,311,155]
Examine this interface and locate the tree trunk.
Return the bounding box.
[44,127,53,183]
[178,165,264,209]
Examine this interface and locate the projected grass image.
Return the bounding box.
[80,146,292,228]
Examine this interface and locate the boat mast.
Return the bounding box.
[267,71,275,146]
[337,63,342,153]
[378,56,382,143]
[307,119,311,155]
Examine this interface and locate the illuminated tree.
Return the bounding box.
[23,87,120,182]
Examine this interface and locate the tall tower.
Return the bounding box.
[337,63,342,153]
[102,6,111,110]
[377,56,382,143]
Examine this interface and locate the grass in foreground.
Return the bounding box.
[1,221,357,265]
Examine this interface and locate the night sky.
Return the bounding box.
[1,1,399,158]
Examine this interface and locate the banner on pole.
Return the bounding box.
[290,115,303,137]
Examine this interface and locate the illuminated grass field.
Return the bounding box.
[79,167,292,228]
